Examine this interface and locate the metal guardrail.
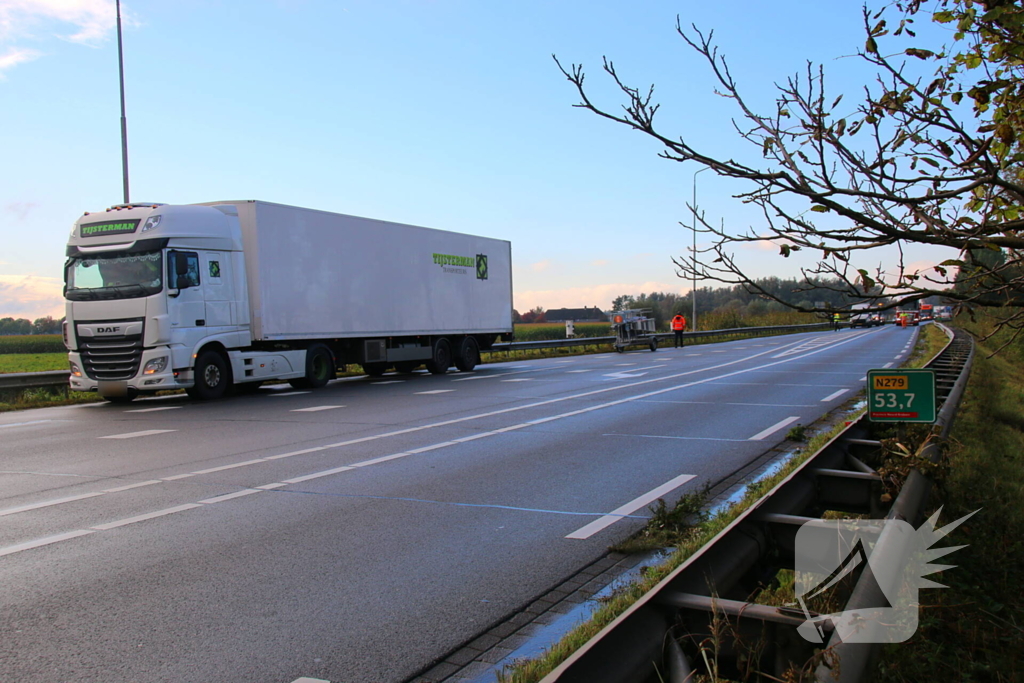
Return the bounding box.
[539,324,975,683]
[0,370,70,392]
[1,323,832,393]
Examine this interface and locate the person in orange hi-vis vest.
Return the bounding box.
[672,314,687,348]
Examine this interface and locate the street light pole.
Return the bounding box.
[691,166,709,330]
[116,0,130,204]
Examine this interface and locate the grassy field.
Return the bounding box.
[0,334,64,354]
[513,322,611,341]
[0,352,68,374]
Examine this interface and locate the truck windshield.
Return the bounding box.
[65,251,163,301]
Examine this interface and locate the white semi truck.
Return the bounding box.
[63,200,513,401]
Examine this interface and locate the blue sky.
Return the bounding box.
[0,0,957,320]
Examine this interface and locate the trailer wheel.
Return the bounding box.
[615,345,624,353]
[649,338,658,352]
[454,337,480,372]
[363,362,388,377]
[426,338,452,375]
[291,344,335,389]
[188,350,231,400]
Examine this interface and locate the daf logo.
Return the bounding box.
[96,326,121,334]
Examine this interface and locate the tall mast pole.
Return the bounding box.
[116,0,130,204]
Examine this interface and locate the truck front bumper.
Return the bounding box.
[68,349,193,394]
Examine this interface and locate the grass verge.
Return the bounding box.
[872,318,1024,682]
[0,386,102,412]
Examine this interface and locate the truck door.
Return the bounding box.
[167,250,206,335]
[201,251,233,327]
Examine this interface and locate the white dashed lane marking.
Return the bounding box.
[566,473,697,539]
[291,405,346,412]
[98,429,177,440]
[748,416,801,441]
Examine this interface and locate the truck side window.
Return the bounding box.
[168,251,201,289]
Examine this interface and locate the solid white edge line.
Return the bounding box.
[0,530,97,557]
[282,465,355,484]
[0,331,874,554]
[0,420,52,429]
[748,416,801,441]
[199,489,263,505]
[566,474,697,539]
[0,492,106,517]
[192,459,267,474]
[89,503,203,530]
[104,480,162,493]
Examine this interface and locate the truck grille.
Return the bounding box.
[79,329,145,381]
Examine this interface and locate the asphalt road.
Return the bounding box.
[0,326,917,683]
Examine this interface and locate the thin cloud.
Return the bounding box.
[531,259,552,273]
[0,0,131,76]
[0,274,65,319]
[591,259,610,267]
[0,0,117,44]
[0,47,41,76]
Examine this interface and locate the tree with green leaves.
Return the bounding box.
[556,0,1024,341]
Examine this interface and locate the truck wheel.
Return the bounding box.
[188,350,231,400]
[363,362,388,377]
[291,344,335,389]
[426,338,452,375]
[615,345,624,353]
[649,338,658,352]
[454,337,480,372]
[394,361,420,374]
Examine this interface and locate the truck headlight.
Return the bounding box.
[143,356,168,375]
[70,362,82,377]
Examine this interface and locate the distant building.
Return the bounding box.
[544,307,606,323]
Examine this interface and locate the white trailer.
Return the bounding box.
[63,200,513,401]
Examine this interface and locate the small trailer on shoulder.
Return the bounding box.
[610,309,659,353]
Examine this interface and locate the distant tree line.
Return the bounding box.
[519,276,955,329]
[0,316,64,335]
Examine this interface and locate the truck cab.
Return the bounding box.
[64,203,253,400]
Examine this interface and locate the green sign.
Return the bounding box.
[80,219,140,238]
[867,369,936,423]
[476,254,488,280]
